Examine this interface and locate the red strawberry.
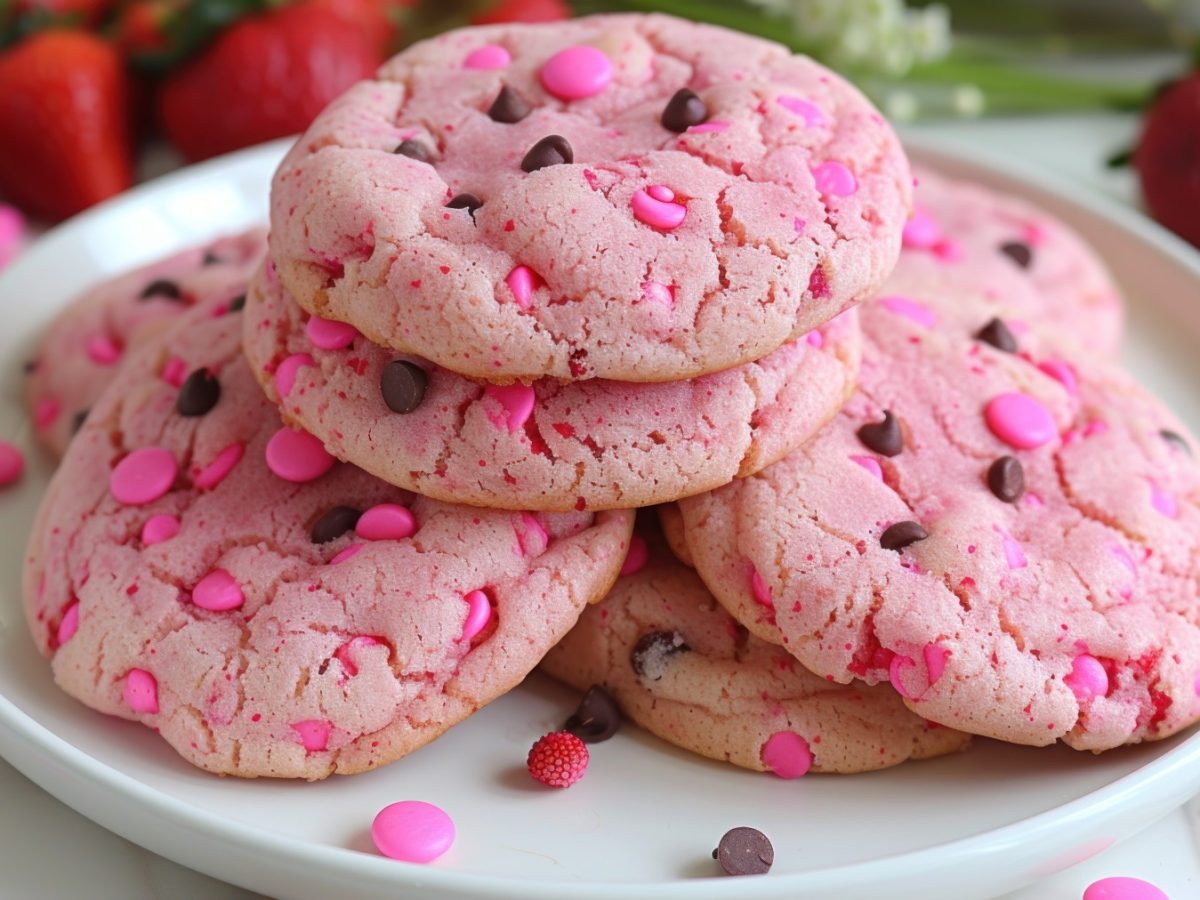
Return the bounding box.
[1134,73,1200,248]
[473,0,569,25]
[316,0,409,57]
[114,0,179,57]
[0,30,133,221]
[157,1,384,162]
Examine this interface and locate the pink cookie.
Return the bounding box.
[678,293,1200,751]
[243,265,860,511]
[541,525,969,774]
[23,303,633,779]
[270,13,910,383]
[24,230,266,457]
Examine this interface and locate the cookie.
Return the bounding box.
[896,167,1122,355]
[270,13,910,383]
[541,528,970,773]
[678,294,1200,751]
[243,263,860,511]
[24,230,266,457]
[23,303,633,779]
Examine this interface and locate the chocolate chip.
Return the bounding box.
[227,293,246,313]
[999,241,1033,269]
[564,685,621,743]
[71,408,89,435]
[488,85,531,124]
[202,250,221,266]
[661,88,708,132]
[175,368,221,417]
[447,193,483,219]
[521,135,573,173]
[380,360,428,413]
[395,139,432,162]
[1161,429,1193,455]
[975,317,1017,353]
[987,455,1024,502]
[857,410,902,457]
[880,520,928,551]
[22,359,36,375]
[311,506,361,543]
[630,630,690,680]
[139,279,183,301]
[713,827,774,876]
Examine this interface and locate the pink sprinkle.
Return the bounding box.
[464,44,510,69]
[274,353,314,398]
[305,315,358,350]
[372,800,455,863]
[1038,358,1079,396]
[880,295,937,328]
[34,397,60,430]
[760,731,812,778]
[194,443,244,490]
[141,514,180,546]
[356,503,417,541]
[515,512,549,556]
[192,569,244,611]
[620,535,648,576]
[292,719,332,753]
[750,567,773,609]
[1000,530,1027,570]
[889,654,917,699]
[506,265,535,309]
[985,392,1056,449]
[1083,879,1167,900]
[0,440,23,487]
[902,207,942,249]
[540,45,612,100]
[1150,483,1178,518]
[86,334,122,365]
[124,669,159,714]
[56,602,80,646]
[110,447,177,505]
[850,455,882,480]
[806,329,824,348]
[483,384,535,434]
[265,427,335,482]
[461,590,492,642]
[686,120,729,134]
[640,281,674,308]
[812,161,857,197]
[335,636,381,677]
[631,187,686,229]
[1064,654,1108,701]
[923,642,949,686]
[330,544,362,565]
[775,95,825,126]
[162,356,187,387]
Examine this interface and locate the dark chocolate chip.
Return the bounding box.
[661,88,708,132]
[999,240,1033,269]
[447,193,483,219]
[395,139,432,162]
[987,455,1025,502]
[139,279,183,301]
[521,135,573,173]
[630,630,690,681]
[713,827,774,877]
[227,293,246,313]
[856,410,903,457]
[975,317,1017,353]
[311,506,361,544]
[880,520,928,551]
[380,360,428,413]
[175,369,221,417]
[564,685,621,743]
[22,359,36,375]
[1161,429,1193,455]
[71,408,89,435]
[202,250,221,266]
[488,85,531,124]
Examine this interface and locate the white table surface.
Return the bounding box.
[4,107,1200,899]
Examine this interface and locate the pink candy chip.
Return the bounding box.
[1000,531,1028,570]
[0,440,24,487]
[356,503,417,541]
[620,535,648,576]
[274,353,314,398]
[372,800,455,863]
[56,602,80,646]
[750,567,773,609]
[812,161,857,197]
[760,731,812,779]
[540,45,612,100]
[850,455,883,480]
[110,447,177,505]
[460,590,492,643]
[124,669,159,714]
[464,44,510,69]
[923,642,950,686]
[775,95,825,126]
[515,512,549,556]
[1038,358,1079,396]
[1083,877,1168,900]
[632,187,686,230]
[984,392,1056,449]
[880,295,937,328]
[1150,484,1178,519]
[505,265,535,309]
[330,544,362,565]
[305,315,358,350]
[335,636,382,677]
[34,397,60,430]
[141,514,180,546]
[483,384,535,434]
[889,654,918,699]
[805,329,824,348]
[640,281,674,308]
[902,207,942,249]
[265,427,335,482]
[194,443,244,490]
[161,356,187,387]
[293,719,332,753]
[1065,654,1109,701]
[86,334,122,365]
[192,569,244,611]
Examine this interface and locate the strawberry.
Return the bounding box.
[0,29,133,220]
[316,0,407,57]
[156,1,383,162]
[1134,72,1200,248]
[113,0,180,57]
[472,0,569,25]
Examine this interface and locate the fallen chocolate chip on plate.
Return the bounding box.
[713,827,774,876]
[564,685,621,743]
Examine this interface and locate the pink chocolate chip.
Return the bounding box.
[515,512,549,556]
[335,636,381,677]
[902,207,942,249]
[775,95,824,126]
[356,503,417,541]
[372,800,455,863]
[110,447,177,505]
[620,535,648,576]
[274,353,314,398]
[305,315,358,350]
[86,334,122,365]
[889,654,918,699]
[850,455,883,480]
[1038,358,1079,396]
[483,384,535,434]
[1065,654,1109,701]
[640,281,674,308]
[265,427,335,482]
[194,443,244,490]
[141,514,180,546]
[812,161,857,197]
[1083,877,1167,900]
[880,295,937,328]
[464,44,510,70]
[750,567,773,609]
[923,642,950,686]
[461,590,492,642]
[506,265,535,309]
[192,569,244,611]
[760,731,812,779]
[292,719,332,753]
[1150,484,1178,518]
[631,187,686,230]
[0,440,24,487]
[540,45,612,100]
[984,392,1056,449]
[330,544,362,565]
[56,602,80,646]
[124,669,159,714]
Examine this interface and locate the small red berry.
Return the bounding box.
[527,730,589,787]
[1134,72,1200,248]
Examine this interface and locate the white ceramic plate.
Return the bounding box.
[2,136,1200,900]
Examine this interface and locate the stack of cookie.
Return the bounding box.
[20,13,1200,789]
